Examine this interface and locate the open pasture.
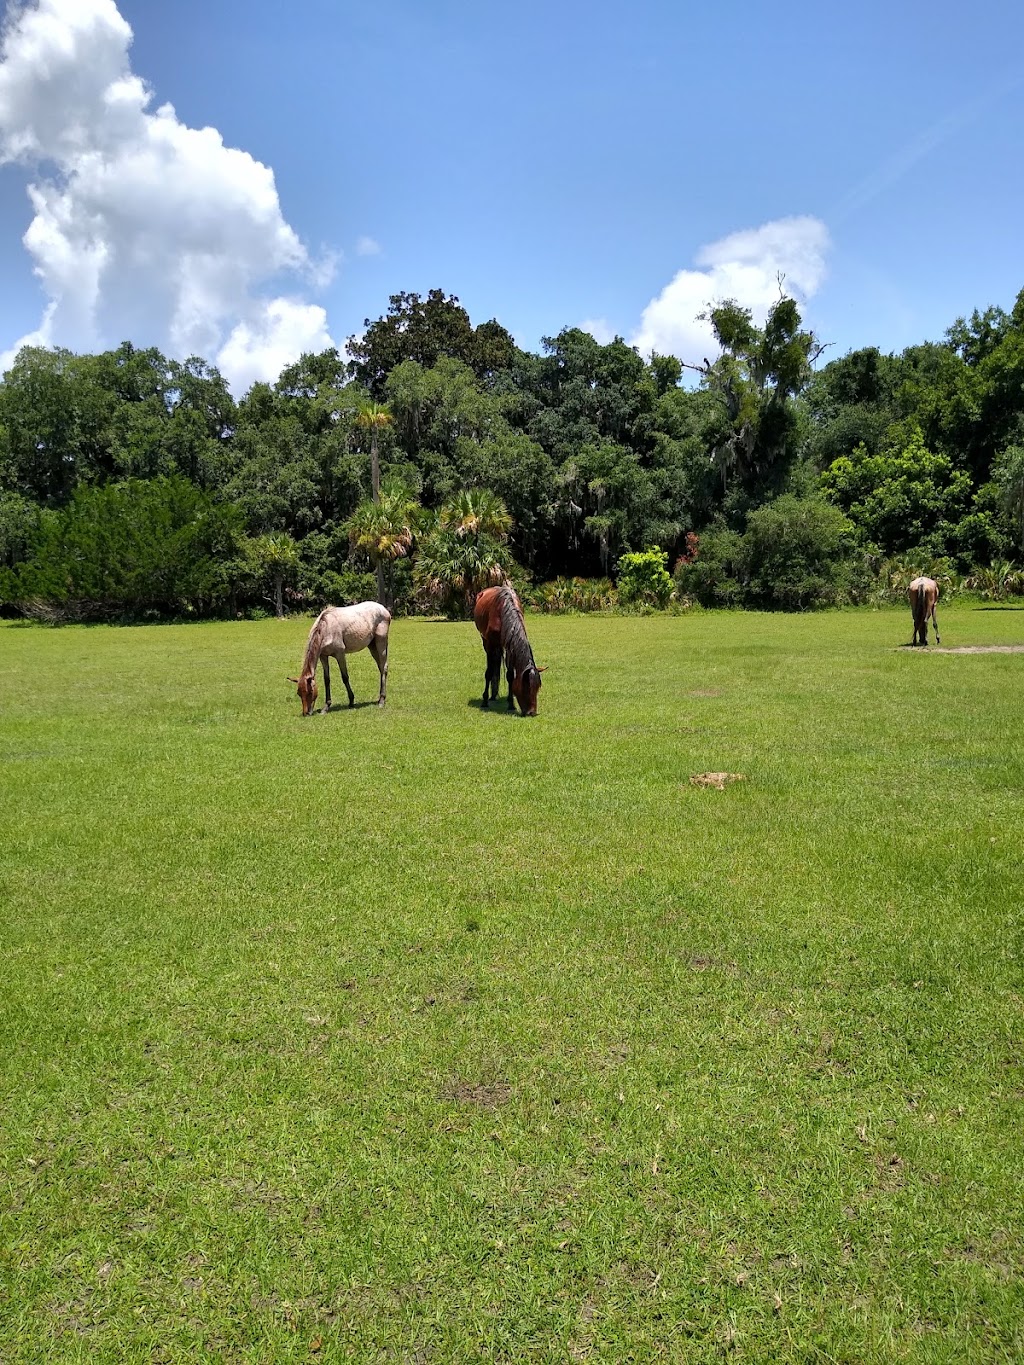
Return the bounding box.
[1,606,1023,1362]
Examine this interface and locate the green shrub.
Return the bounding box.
[1,476,242,621]
[820,427,971,557]
[874,554,961,604]
[740,495,867,610]
[616,547,673,609]
[525,577,617,613]
[296,527,376,611]
[674,527,744,607]
[964,561,1024,601]
[0,493,41,571]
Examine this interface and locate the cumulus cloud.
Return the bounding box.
[578,317,616,345]
[631,216,830,364]
[355,235,381,257]
[0,0,337,391]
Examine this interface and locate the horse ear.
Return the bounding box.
[537,666,548,674]
[287,676,299,684]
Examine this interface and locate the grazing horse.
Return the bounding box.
[474,585,545,715]
[288,602,391,715]
[908,576,941,647]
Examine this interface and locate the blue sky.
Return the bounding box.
[1,0,1022,391]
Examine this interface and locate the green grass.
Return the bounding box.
[1,605,1023,1363]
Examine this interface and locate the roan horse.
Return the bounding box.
[908,576,941,647]
[474,585,546,715]
[289,602,391,715]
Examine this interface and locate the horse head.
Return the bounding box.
[512,664,546,716]
[287,672,318,716]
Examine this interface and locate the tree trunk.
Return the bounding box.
[274,572,284,619]
[371,432,380,503]
[376,560,387,607]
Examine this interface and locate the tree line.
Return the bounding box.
[2,284,1023,620]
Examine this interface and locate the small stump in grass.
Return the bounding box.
[689,772,745,790]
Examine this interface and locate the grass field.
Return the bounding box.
[1,605,1023,1363]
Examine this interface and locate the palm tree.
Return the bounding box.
[346,479,419,609]
[415,489,514,616]
[355,401,393,504]
[354,401,395,601]
[412,525,506,617]
[248,532,300,618]
[438,487,512,541]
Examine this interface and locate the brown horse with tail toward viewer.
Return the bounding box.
[289,602,391,715]
[474,585,546,715]
[908,577,940,647]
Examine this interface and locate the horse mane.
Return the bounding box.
[498,587,537,678]
[300,609,331,679]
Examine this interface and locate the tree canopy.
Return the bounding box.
[4,282,1024,618]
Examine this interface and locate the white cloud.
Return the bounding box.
[0,0,337,392]
[578,317,615,345]
[217,299,334,397]
[355,235,381,257]
[631,216,830,364]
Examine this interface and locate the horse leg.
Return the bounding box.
[932,603,940,644]
[371,635,388,706]
[482,643,496,706]
[506,662,517,712]
[339,654,355,707]
[321,656,332,712]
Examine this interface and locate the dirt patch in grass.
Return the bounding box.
[689,772,745,790]
[687,688,722,697]
[688,954,739,973]
[443,1080,512,1108]
[901,644,1024,654]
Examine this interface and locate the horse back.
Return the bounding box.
[474,587,503,641]
[320,601,391,653]
[909,576,938,615]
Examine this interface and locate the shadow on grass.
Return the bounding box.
[466,698,528,718]
[316,700,385,715]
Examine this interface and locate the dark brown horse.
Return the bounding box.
[908,576,940,647]
[474,585,545,715]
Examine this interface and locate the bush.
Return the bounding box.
[674,526,744,607]
[964,561,1024,601]
[740,495,867,610]
[874,554,961,604]
[0,476,242,621]
[672,500,869,610]
[616,547,673,609]
[0,492,41,570]
[820,427,971,557]
[525,577,617,613]
[296,528,376,611]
